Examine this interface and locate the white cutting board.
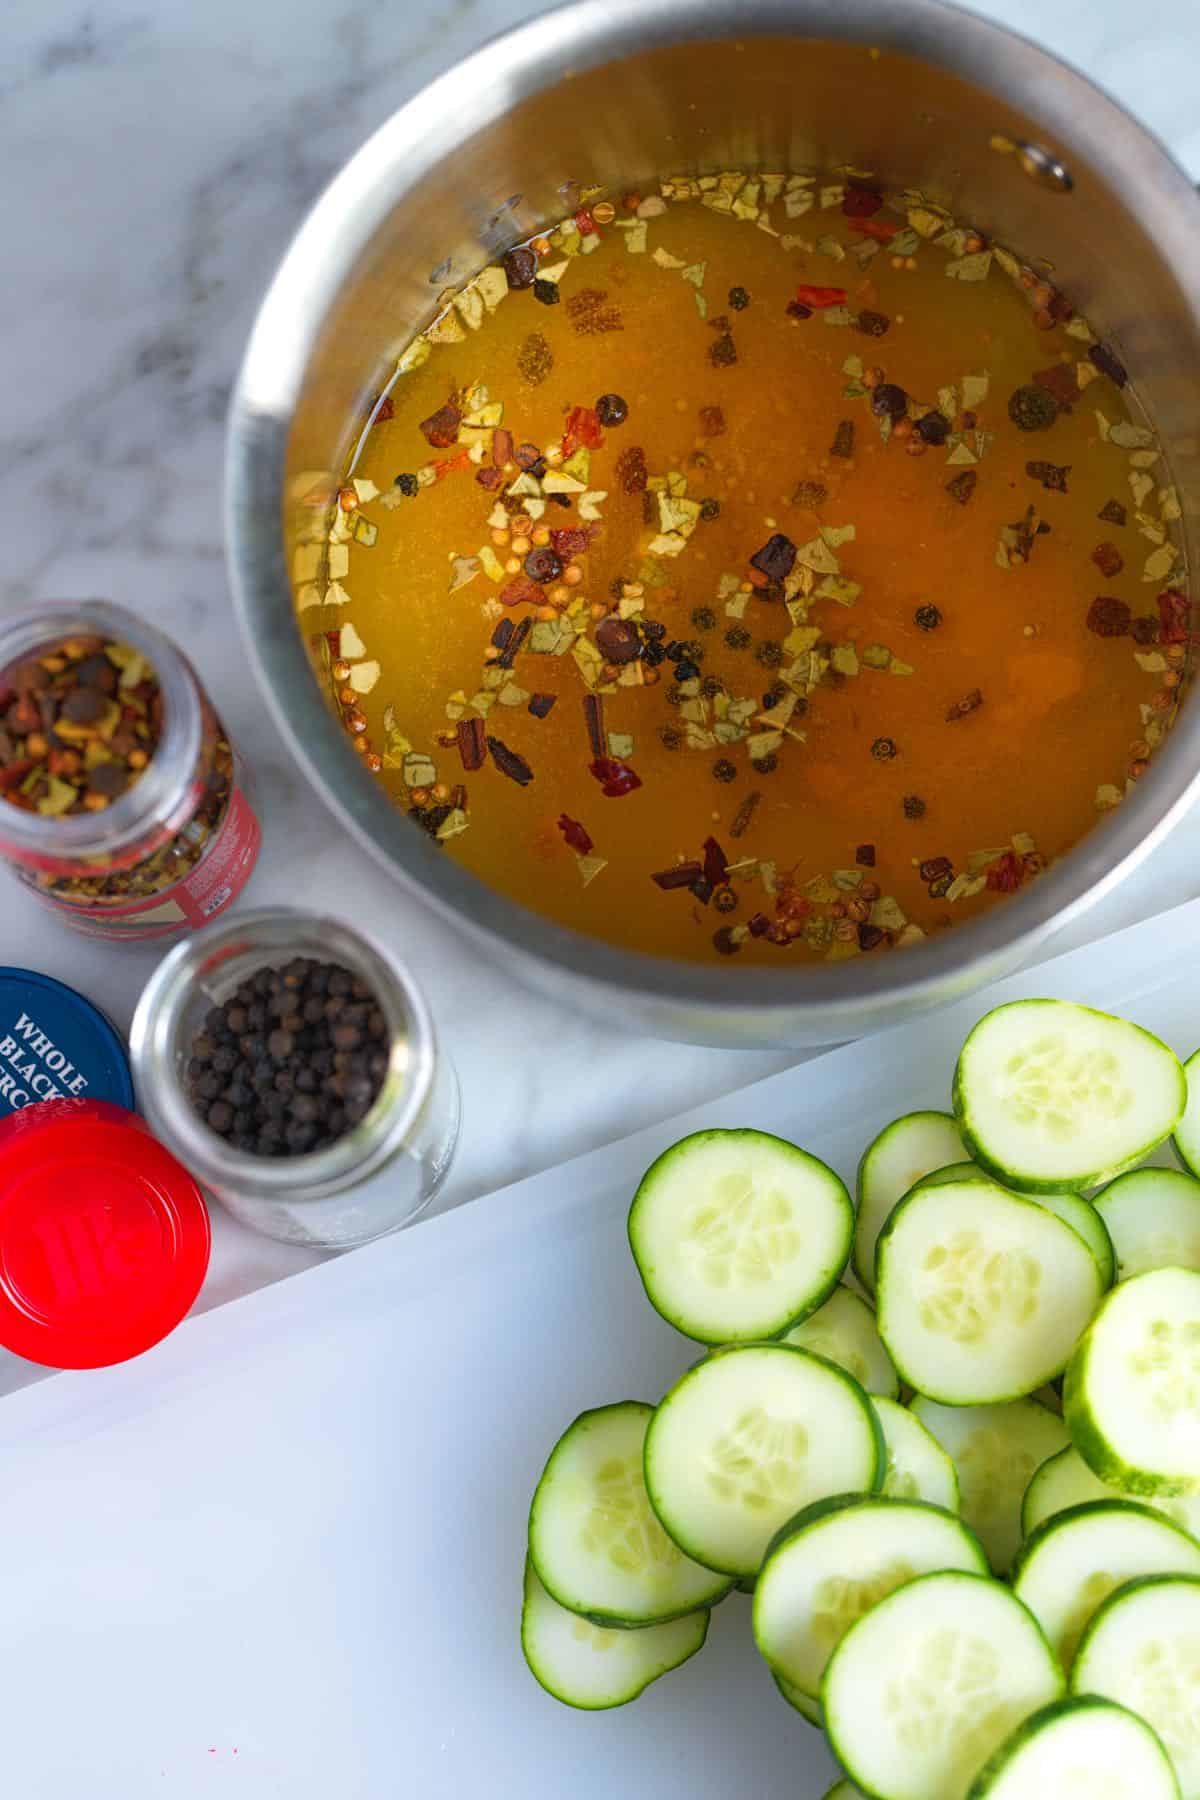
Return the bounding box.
[6,902,1200,1798]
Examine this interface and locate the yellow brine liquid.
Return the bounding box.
[303,173,1186,965]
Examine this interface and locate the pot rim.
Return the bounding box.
[225,0,1200,1022]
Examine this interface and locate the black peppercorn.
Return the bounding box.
[903,794,927,819]
[871,737,898,761]
[915,605,942,631]
[725,625,751,650]
[394,473,418,496]
[713,760,737,783]
[595,393,628,426]
[728,285,750,310]
[691,606,716,630]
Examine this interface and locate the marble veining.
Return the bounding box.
[2,0,1200,1394]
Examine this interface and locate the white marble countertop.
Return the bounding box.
[3,0,1200,1393]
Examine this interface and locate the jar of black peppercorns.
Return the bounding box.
[0,601,260,939]
[129,908,460,1246]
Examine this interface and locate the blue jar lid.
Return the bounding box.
[0,968,134,1121]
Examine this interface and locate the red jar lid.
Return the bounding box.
[0,1099,210,1369]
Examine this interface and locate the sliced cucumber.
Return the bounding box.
[923,1159,1114,1287]
[874,1396,959,1510]
[1023,1445,1200,1541]
[1174,1047,1200,1178]
[876,1173,1103,1404]
[520,1561,708,1709]
[1064,1268,1200,1496]
[1012,1499,1200,1667]
[773,1672,822,1725]
[822,1785,867,1800]
[911,1396,1069,1574]
[643,1343,883,1579]
[628,1129,853,1345]
[1034,1190,1115,1289]
[1094,1168,1200,1282]
[854,1110,966,1293]
[1071,1574,1200,1798]
[753,1493,987,1698]
[528,1401,733,1626]
[954,1000,1185,1192]
[965,1695,1181,1800]
[822,1570,1064,1800]
[782,1284,899,1398]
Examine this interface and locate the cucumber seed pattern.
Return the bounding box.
[919,1233,1042,1342]
[683,1171,802,1289]
[705,1408,809,1511]
[884,1630,1016,1780]
[1130,1636,1200,1764]
[882,1451,921,1501]
[1130,1319,1200,1420]
[997,1036,1133,1140]
[581,1454,684,1576]
[813,1562,917,1651]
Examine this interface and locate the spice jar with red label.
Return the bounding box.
[0,601,261,939]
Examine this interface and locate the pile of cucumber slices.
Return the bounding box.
[521,999,1200,1800]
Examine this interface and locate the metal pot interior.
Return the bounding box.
[229,0,1200,1045]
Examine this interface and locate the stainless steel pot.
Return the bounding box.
[227,0,1200,1047]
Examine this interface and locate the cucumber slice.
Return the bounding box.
[643,1343,883,1579]
[1034,1190,1115,1289]
[628,1129,853,1345]
[753,1493,988,1698]
[1173,1047,1200,1178]
[954,1000,1185,1192]
[782,1284,899,1398]
[911,1396,1069,1574]
[1071,1575,1200,1798]
[854,1111,966,1291]
[874,1396,960,1510]
[1094,1168,1200,1282]
[965,1695,1181,1800]
[1023,1445,1200,1541]
[528,1401,733,1626]
[876,1174,1103,1404]
[520,1561,708,1709]
[922,1159,1114,1287]
[822,1785,867,1800]
[822,1570,1064,1800]
[1064,1268,1200,1496]
[1012,1500,1200,1667]
[773,1672,822,1725]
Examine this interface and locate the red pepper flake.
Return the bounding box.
[702,836,728,888]
[456,716,487,771]
[499,574,542,609]
[562,405,605,456]
[699,405,727,437]
[986,851,1025,893]
[574,208,599,237]
[433,449,471,482]
[794,284,848,310]
[652,861,703,891]
[919,857,953,884]
[373,395,395,423]
[589,756,642,797]
[495,616,531,669]
[1158,587,1191,644]
[842,185,884,218]
[550,526,591,559]
[487,736,534,785]
[582,693,606,758]
[419,402,461,448]
[475,467,504,490]
[557,814,593,855]
[748,911,771,937]
[1031,364,1076,414]
[1087,597,1131,638]
[1092,542,1124,579]
[849,217,900,244]
[614,446,648,493]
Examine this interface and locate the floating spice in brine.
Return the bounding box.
[331,169,1186,968]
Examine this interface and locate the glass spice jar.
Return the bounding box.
[0,600,261,939]
[129,907,461,1248]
